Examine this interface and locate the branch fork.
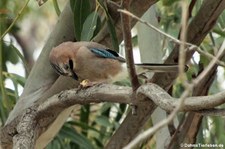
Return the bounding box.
[1,82,225,148]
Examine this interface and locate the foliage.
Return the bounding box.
[0,0,27,124]
[1,0,225,148]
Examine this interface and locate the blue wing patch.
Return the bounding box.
[90,48,118,59]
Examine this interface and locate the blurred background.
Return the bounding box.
[1,0,225,148]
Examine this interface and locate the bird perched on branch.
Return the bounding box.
[49,41,180,86]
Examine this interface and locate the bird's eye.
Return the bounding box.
[64,59,73,71]
[64,64,70,70]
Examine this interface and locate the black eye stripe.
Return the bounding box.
[50,63,64,75]
[69,59,73,69]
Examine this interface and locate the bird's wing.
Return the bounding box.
[90,48,126,62]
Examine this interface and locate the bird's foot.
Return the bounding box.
[79,79,102,88]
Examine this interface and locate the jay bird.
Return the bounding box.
[49,41,180,85]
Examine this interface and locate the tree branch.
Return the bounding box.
[128,59,225,148]
[1,0,161,148]
[118,9,225,68]
[121,0,139,91]
[2,82,225,148]
[107,1,225,148]
[6,82,225,148]
[120,0,139,114]
[38,84,131,112]
[2,0,225,148]
[137,83,225,112]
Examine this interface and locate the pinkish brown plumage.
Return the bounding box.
[49,41,126,82]
[49,41,181,83]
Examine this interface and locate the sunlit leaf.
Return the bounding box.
[95,115,112,128]
[213,28,225,37]
[7,73,26,87]
[8,43,29,74]
[97,0,119,51]
[70,0,91,41]
[53,0,61,16]
[81,11,101,41]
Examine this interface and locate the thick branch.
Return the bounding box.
[1,0,160,148]
[97,0,158,49]
[0,84,131,148]
[121,0,139,91]
[3,82,225,148]
[2,0,225,148]
[137,83,225,112]
[107,1,225,148]
[38,84,131,113]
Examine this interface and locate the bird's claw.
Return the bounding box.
[79,79,103,89]
[80,79,94,88]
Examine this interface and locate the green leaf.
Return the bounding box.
[81,11,101,41]
[115,103,127,122]
[46,136,63,149]
[70,0,91,41]
[0,95,8,123]
[2,41,29,73]
[8,43,29,74]
[99,103,113,114]
[106,17,119,51]
[69,121,102,135]
[79,105,90,136]
[213,28,225,37]
[97,0,119,51]
[5,88,17,108]
[7,73,26,87]
[95,115,112,128]
[162,0,180,6]
[60,124,94,149]
[2,42,19,72]
[53,0,61,16]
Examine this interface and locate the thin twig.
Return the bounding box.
[118,9,225,68]
[0,0,30,40]
[193,40,225,85]
[125,40,225,149]
[123,3,192,148]
[118,9,193,47]
[120,1,139,91]
[124,87,192,149]
[123,4,193,148]
[195,47,225,67]
[120,0,140,114]
[124,2,214,147]
[178,1,188,81]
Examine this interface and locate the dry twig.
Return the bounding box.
[120,0,140,114]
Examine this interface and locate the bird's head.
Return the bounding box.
[49,44,78,80]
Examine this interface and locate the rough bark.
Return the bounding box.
[0,0,159,148]
[1,0,225,148]
[106,0,225,148]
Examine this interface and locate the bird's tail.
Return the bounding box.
[135,63,187,73]
[112,63,187,83]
